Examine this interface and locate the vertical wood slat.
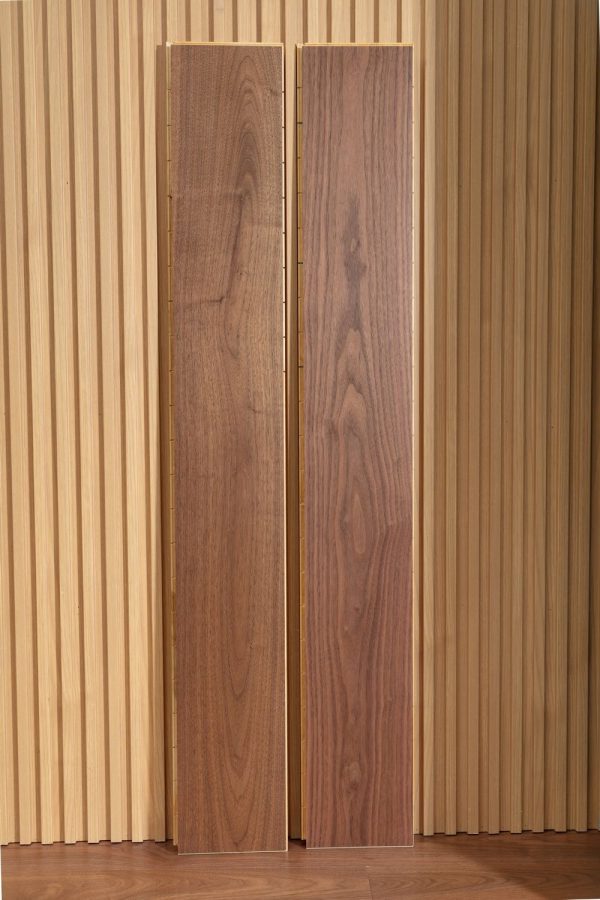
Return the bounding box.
[95,0,127,844]
[22,0,60,845]
[568,0,596,832]
[590,0,600,832]
[421,0,436,838]
[509,0,527,837]
[0,4,37,846]
[47,0,85,845]
[486,0,505,836]
[545,0,575,834]
[71,0,106,843]
[0,2,20,848]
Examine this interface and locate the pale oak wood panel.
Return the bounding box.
[415,0,599,837]
[0,0,165,846]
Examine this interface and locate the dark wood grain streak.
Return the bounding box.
[3,833,600,899]
[302,45,413,849]
[170,44,286,854]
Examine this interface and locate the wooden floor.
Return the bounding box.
[2,832,600,899]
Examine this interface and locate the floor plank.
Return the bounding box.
[169,44,286,853]
[3,833,600,899]
[301,44,413,849]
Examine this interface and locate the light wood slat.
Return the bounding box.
[532,0,552,835]
[568,0,596,832]
[190,0,210,40]
[432,0,447,838]
[46,0,85,845]
[545,0,575,834]
[331,0,351,41]
[479,0,493,836]
[71,0,107,843]
[117,0,152,843]
[487,0,505,837]
[21,0,60,845]
[455,0,471,836]
[409,0,421,839]
[377,0,398,41]
[1,5,37,846]
[141,0,166,843]
[0,3,16,846]
[509,0,527,835]
[590,3,600,832]
[94,0,127,844]
[499,0,516,834]
[260,0,281,42]
[444,0,459,839]
[354,0,375,41]
[466,0,483,837]
[421,0,437,839]
[213,0,234,40]
[401,0,413,42]
[237,0,257,40]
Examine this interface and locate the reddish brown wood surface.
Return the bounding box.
[3,833,600,898]
[170,44,286,854]
[301,45,413,848]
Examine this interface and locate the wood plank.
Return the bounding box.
[3,831,600,899]
[170,44,286,854]
[301,44,413,848]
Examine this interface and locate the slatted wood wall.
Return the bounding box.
[1,0,599,846]
[416,0,600,834]
[0,0,165,845]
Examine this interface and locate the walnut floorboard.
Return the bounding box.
[169,44,286,854]
[3,834,600,899]
[300,45,413,849]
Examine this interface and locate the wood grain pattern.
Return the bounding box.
[301,44,413,849]
[169,43,286,854]
[1,0,599,848]
[3,833,600,899]
[0,0,414,847]
[0,0,166,846]
[415,0,599,836]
